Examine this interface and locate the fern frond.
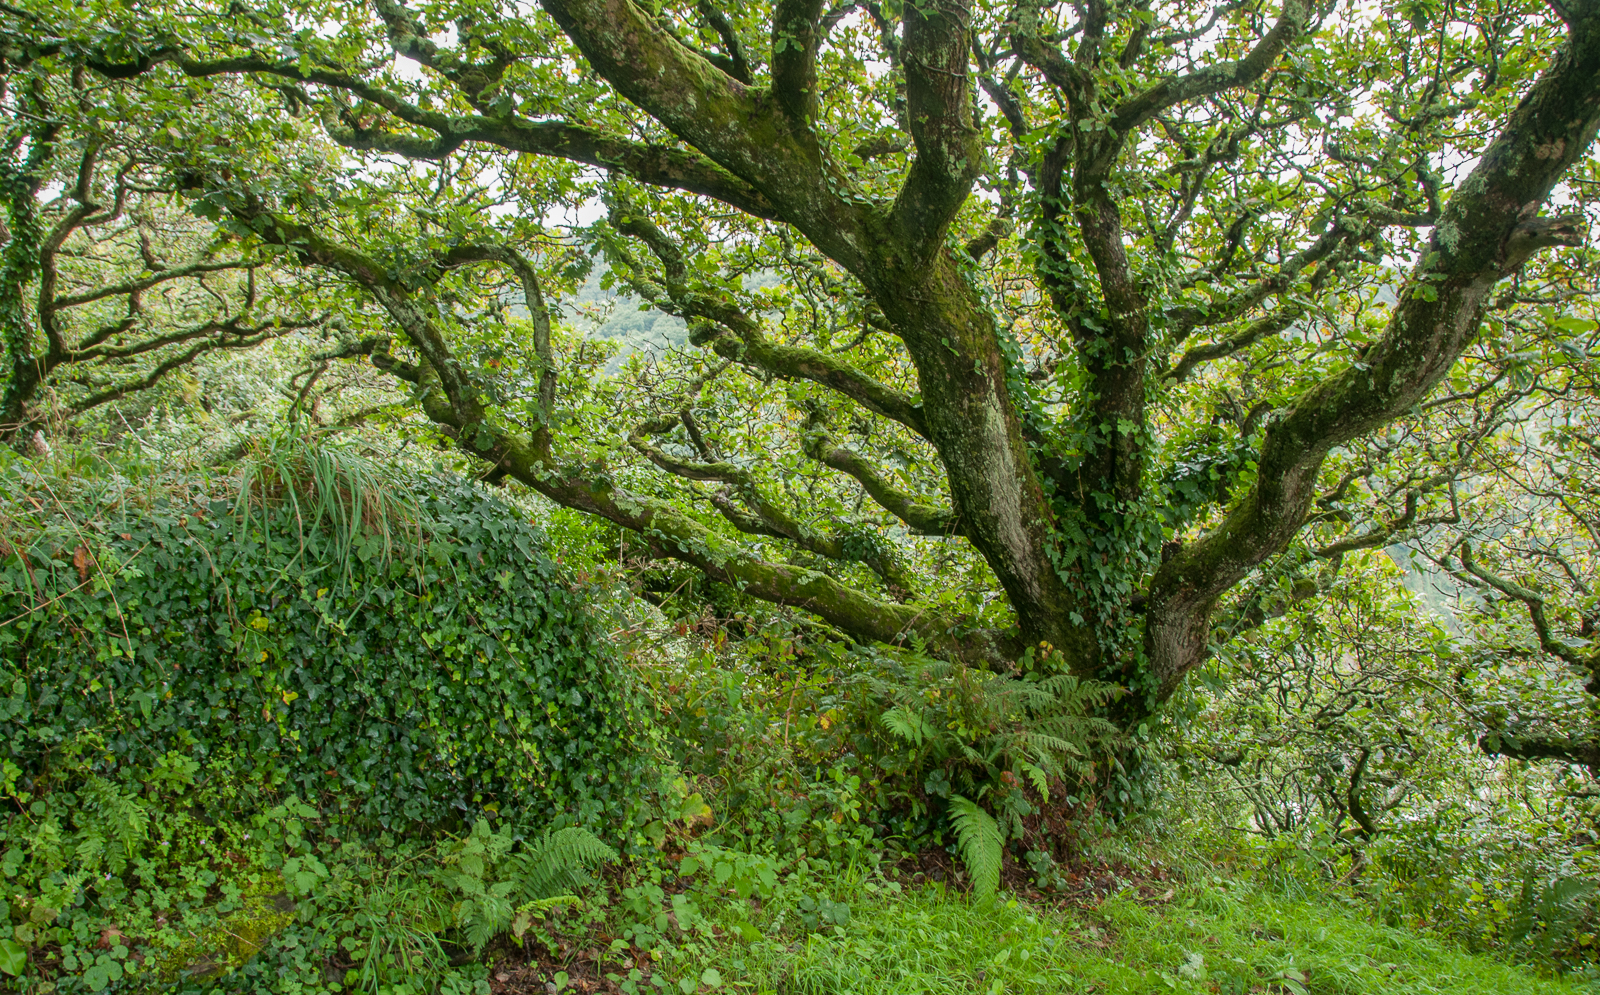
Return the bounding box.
[1029,713,1120,742]
[1004,682,1058,710]
[458,891,514,952]
[1015,732,1081,757]
[881,706,926,746]
[948,795,1003,900]
[956,741,991,767]
[511,827,617,900]
[80,776,149,868]
[1017,762,1050,801]
[1032,675,1123,708]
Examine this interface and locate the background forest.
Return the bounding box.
[3,0,1600,992]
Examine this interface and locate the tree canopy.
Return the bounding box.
[2,0,1598,737]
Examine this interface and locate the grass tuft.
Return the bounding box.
[234,425,424,581]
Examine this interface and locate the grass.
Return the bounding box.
[680,875,1588,995]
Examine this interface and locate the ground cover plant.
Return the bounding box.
[430,826,1599,995]
[706,873,1586,995]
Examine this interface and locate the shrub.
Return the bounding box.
[0,436,652,833]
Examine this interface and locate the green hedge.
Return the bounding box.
[0,460,650,833]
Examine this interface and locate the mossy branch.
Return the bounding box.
[801,413,960,536]
[1146,10,1600,698]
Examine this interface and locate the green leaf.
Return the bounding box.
[0,938,25,977]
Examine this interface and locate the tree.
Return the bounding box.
[1184,564,1468,844]
[3,0,1597,720]
[0,64,343,440]
[1421,339,1600,773]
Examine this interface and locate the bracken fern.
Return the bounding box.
[508,827,620,900]
[874,655,1123,810]
[870,651,1123,895]
[444,821,617,954]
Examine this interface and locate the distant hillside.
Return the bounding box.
[556,265,784,371]
[564,268,688,370]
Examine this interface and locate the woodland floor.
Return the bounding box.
[483,849,1582,995]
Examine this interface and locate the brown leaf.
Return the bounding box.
[73,544,92,583]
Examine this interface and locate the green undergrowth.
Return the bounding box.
[591,573,1598,994]
[669,872,1588,995]
[0,434,657,992]
[4,435,1592,994]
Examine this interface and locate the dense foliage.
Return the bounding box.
[1171,559,1600,967]
[0,438,649,832]
[0,437,656,990]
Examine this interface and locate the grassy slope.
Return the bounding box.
[689,880,1582,995]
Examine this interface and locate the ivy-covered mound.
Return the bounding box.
[0,450,651,833]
